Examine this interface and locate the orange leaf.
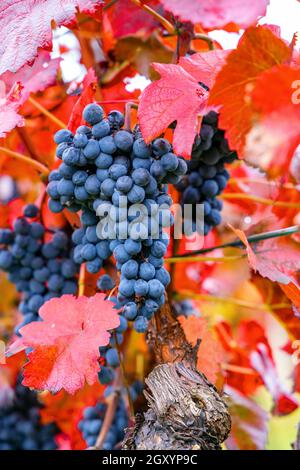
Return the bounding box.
[209,26,290,156]
[246,65,300,176]
[179,315,223,384]
[40,381,103,449]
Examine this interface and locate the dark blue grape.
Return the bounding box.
[54,129,73,144]
[161,152,179,172]
[23,204,39,218]
[98,367,114,384]
[132,168,151,187]
[14,218,30,235]
[62,147,81,166]
[105,348,119,367]
[72,170,88,186]
[108,163,127,180]
[133,316,148,333]
[133,138,151,158]
[85,175,101,195]
[57,179,74,197]
[152,138,171,156]
[97,274,115,291]
[0,251,13,269]
[99,136,117,154]
[108,110,125,129]
[83,103,104,125]
[95,152,113,169]
[73,133,88,148]
[92,119,111,139]
[83,139,100,160]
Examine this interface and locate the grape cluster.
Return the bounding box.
[47,104,187,336]
[0,376,57,450]
[175,111,237,235]
[0,204,79,333]
[78,396,128,449]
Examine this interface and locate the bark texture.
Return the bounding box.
[123,363,231,450]
[123,301,231,450]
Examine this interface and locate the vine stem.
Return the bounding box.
[97,100,139,104]
[168,225,300,258]
[193,33,214,50]
[230,177,298,191]
[78,264,86,296]
[103,0,119,10]
[130,0,175,34]
[221,192,300,208]
[221,363,257,375]
[174,291,290,311]
[113,331,134,418]
[28,97,67,129]
[124,102,138,131]
[93,371,121,450]
[0,146,49,175]
[166,254,245,264]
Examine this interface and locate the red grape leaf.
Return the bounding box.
[0,0,102,75]
[208,26,291,156]
[160,0,269,29]
[225,385,269,450]
[245,65,300,176]
[229,225,300,288]
[178,315,223,384]
[138,62,207,157]
[250,343,298,415]
[0,81,24,137]
[0,51,60,137]
[217,319,298,413]
[68,68,97,133]
[179,49,231,89]
[20,294,120,394]
[104,0,160,40]
[1,51,60,103]
[254,276,300,342]
[216,320,266,396]
[138,51,228,156]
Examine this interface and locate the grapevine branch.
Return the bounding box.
[230,177,298,190]
[167,225,300,259]
[174,291,290,311]
[113,331,134,418]
[166,254,246,264]
[78,264,86,296]
[130,0,175,34]
[0,146,50,175]
[222,364,257,375]
[103,0,119,10]
[124,102,138,132]
[97,100,139,105]
[193,33,214,50]
[221,192,300,208]
[94,386,120,450]
[17,128,38,160]
[28,97,67,129]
